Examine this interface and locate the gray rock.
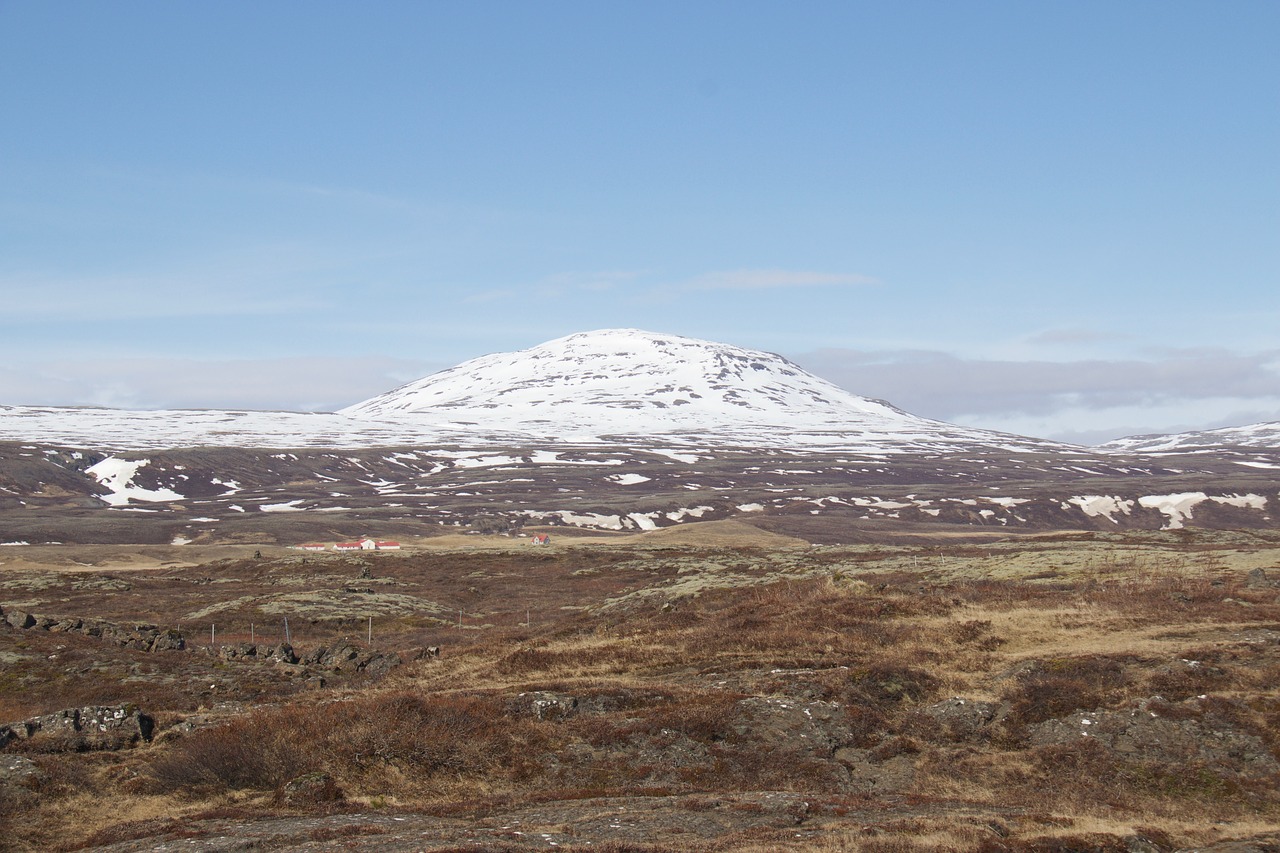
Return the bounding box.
[149,629,186,651]
[922,697,1001,740]
[731,697,854,760]
[1028,697,1279,778]
[279,771,344,805]
[1125,835,1166,853]
[361,652,402,678]
[1245,567,1274,589]
[3,610,35,630]
[318,641,362,671]
[268,642,299,664]
[7,704,154,749]
[0,754,44,787]
[521,691,580,721]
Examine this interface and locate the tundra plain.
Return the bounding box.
[2,523,1280,851]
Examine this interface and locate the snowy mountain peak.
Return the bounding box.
[341,328,902,426]
[0,330,1075,452]
[338,329,1063,451]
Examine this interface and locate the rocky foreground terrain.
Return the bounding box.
[3,330,1280,849]
[2,526,1280,851]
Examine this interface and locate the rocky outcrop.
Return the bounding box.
[920,696,1003,741]
[296,640,401,676]
[2,608,36,630]
[218,642,299,664]
[1028,696,1280,779]
[1246,567,1277,589]
[278,771,344,806]
[514,691,580,721]
[2,705,154,751]
[0,604,185,651]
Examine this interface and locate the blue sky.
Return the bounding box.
[1,1,1277,443]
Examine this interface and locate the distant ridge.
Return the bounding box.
[1099,421,1280,454]
[2,328,1211,454]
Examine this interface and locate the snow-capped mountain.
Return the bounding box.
[339,329,1070,452]
[3,329,1277,541]
[1099,421,1280,454]
[0,329,1072,453]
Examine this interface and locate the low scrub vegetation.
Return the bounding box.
[2,532,1280,850]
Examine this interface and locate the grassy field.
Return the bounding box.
[2,524,1279,851]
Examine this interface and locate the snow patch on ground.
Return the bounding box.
[1137,493,1209,529]
[552,511,625,530]
[627,512,660,530]
[1135,492,1266,529]
[666,505,714,522]
[851,497,914,510]
[1065,495,1135,524]
[87,457,186,507]
[650,448,701,463]
[1211,493,1267,510]
[260,500,306,513]
[609,473,652,485]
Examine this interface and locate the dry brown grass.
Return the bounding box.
[4,532,1280,850]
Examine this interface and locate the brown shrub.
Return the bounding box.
[146,691,545,796]
[148,722,303,791]
[583,691,738,746]
[975,835,1133,853]
[1003,656,1130,727]
[951,619,995,644]
[845,662,939,708]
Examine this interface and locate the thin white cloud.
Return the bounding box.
[0,270,314,320]
[793,346,1280,443]
[462,270,647,304]
[1024,327,1130,346]
[0,356,442,412]
[684,269,878,291]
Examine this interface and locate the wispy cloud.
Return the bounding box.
[0,270,315,321]
[1024,327,1130,346]
[683,269,878,291]
[792,346,1280,442]
[462,270,647,304]
[0,356,441,412]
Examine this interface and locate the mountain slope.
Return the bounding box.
[1100,421,1280,454]
[340,329,1071,452]
[0,329,1076,453]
